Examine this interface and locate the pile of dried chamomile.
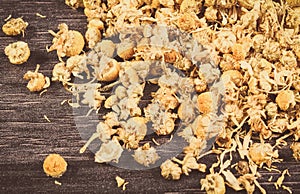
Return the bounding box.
[60,0,300,193]
[3,0,300,193]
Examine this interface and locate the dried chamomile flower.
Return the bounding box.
[290,142,300,161]
[2,17,28,36]
[183,137,207,157]
[160,159,182,180]
[252,34,266,52]
[48,23,85,58]
[163,49,181,64]
[95,59,120,82]
[193,77,207,93]
[95,139,123,163]
[204,6,218,22]
[275,90,296,111]
[4,41,30,65]
[177,12,201,32]
[265,102,278,117]
[23,64,50,92]
[237,174,256,194]
[280,50,297,69]
[236,161,250,175]
[221,70,243,87]
[65,0,84,8]
[96,122,116,142]
[117,41,135,60]
[85,27,101,48]
[248,142,279,167]
[144,102,177,135]
[152,87,179,110]
[88,19,104,30]
[118,117,147,149]
[219,53,239,71]
[197,92,213,114]
[262,40,281,62]
[52,62,71,83]
[43,154,67,178]
[132,143,160,167]
[232,43,248,61]
[82,87,106,110]
[83,0,101,9]
[180,0,201,13]
[213,30,236,54]
[173,153,206,175]
[104,95,118,109]
[173,57,192,71]
[66,54,89,79]
[200,173,226,194]
[95,40,116,58]
[191,115,211,140]
[178,100,196,123]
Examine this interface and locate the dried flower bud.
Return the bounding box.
[95,139,123,163]
[4,41,30,65]
[204,6,218,21]
[52,62,71,83]
[249,143,278,167]
[197,92,213,114]
[200,173,226,194]
[23,64,50,92]
[232,43,247,61]
[252,34,265,52]
[48,23,85,58]
[85,27,101,48]
[82,87,106,110]
[117,41,135,60]
[83,0,101,9]
[213,31,236,54]
[262,40,281,62]
[43,154,67,178]
[160,160,182,180]
[2,17,28,36]
[173,153,206,175]
[95,59,120,82]
[290,142,300,161]
[265,102,278,117]
[96,40,116,57]
[66,54,89,78]
[275,90,296,111]
[177,12,200,31]
[87,19,104,30]
[65,0,84,8]
[236,161,250,175]
[164,49,181,64]
[221,70,243,87]
[132,144,160,167]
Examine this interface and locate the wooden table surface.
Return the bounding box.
[1,1,300,193]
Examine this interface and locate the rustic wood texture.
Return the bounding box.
[0,1,300,193]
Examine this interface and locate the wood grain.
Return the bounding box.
[1,1,300,193]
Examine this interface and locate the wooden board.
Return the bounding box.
[1,1,300,193]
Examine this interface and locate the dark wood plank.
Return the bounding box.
[1,1,300,193]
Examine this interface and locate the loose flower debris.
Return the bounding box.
[2,0,300,193]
